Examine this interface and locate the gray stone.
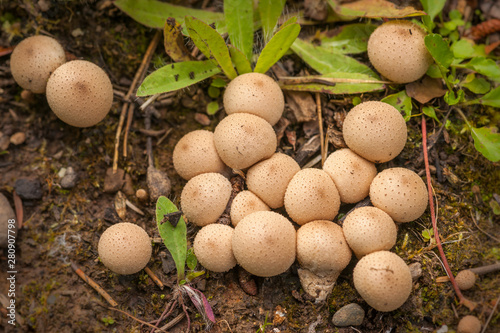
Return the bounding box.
[0,193,16,247]
[61,167,78,189]
[14,178,43,200]
[332,303,365,327]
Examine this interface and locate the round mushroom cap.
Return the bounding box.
[214,113,277,169]
[232,211,296,277]
[193,224,236,272]
[173,130,229,180]
[343,101,407,163]
[323,148,378,203]
[98,222,152,275]
[10,35,66,93]
[296,220,351,276]
[223,72,285,125]
[370,167,428,222]
[367,20,433,83]
[46,60,113,127]
[181,173,232,226]
[246,153,301,208]
[230,190,270,226]
[455,270,476,291]
[284,168,341,225]
[457,315,481,333]
[343,207,397,258]
[353,251,412,312]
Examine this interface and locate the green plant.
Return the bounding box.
[101,316,115,326]
[255,312,272,333]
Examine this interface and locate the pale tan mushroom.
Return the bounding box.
[230,190,270,226]
[455,270,476,290]
[457,315,481,333]
[193,224,236,272]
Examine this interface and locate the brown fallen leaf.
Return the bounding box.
[406,76,447,104]
[114,191,127,220]
[285,91,317,122]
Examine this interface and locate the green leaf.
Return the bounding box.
[314,23,376,54]
[137,60,221,96]
[426,63,443,78]
[186,248,197,271]
[451,39,475,59]
[444,89,464,105]
[465,57,500,81]
[254,21,300,74]
[470,127,500,162]
[278,16,298,30]
[461,74,490,94]
[211,77,227,88]
[419,0,446,20]
[258,0,286,43]
[381,90,412,121]
[186,270,205,282]
[327,0,426,18]
[207,86,220,98]
[471,86,500,107]
[185,16,238,80]
[206,101,219,115]
[229,45,253,75]
[291,38,377,77]
[156,196,187,282]
[422,106,441,124]
[224,0,254,62]
[424,34,454,70]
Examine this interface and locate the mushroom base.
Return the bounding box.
[298,268,340,303]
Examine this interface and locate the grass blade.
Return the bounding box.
[229,45,252,74]
[258,0,286,43]
[224,0,254,62]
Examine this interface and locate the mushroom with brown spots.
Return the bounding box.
[97,222,152,275]
[230,190,270,226]
[455,269,476,290]
[193,224,236,272]
[457,315,482,333]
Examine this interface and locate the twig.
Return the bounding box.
[144,267,164,289]
[123,103,135,157]
[470,210,500,243]
[108,306,168,332]
[12,190,23,229]
[71,262,118,307]
[179,292,191,333]
[481,295,500,333]
[125,199,145,216]
[158,312,185,332]
[436,262,500,282]
[316,93,325,167]
[422,116,476,311]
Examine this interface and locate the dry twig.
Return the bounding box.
[71,262,118,307]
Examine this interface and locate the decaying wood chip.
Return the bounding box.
[114,191,127,220]
[147,166,172,202]
[237,267,257,296]
[285,91,317,122]
[274,117,291,143]
[326,124,347,149]
[295,134,322,167]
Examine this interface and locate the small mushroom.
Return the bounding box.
[370,167,428,223]
[46,60,113,127]
[223,72,285,125]
[284,168,341,225]
[10,35,66,93]
[193,224,236,272]
[455,269,476,290]
[232,211,296,277]
[353,251,412,312]
[457,315,481,333]
[173,130,229,180]
[214,113,277,170]
[323,148,377,203]
[230,190,270,226]
[180,173,232,226]
[342,101,407,163]
[97,222,152,275]
[246,152,301,208]
[343,207,397,258]
[367,20,433,83]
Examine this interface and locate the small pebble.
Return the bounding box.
[14,178,43,200]
[10,132,26,145]
[409,262,423,280]
[332,303,365,327]
[136,189,148,202]
[60,167,78,189]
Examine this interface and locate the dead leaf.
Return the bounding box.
[285,130,297,150]
[164,18,192,62]
[295,134,321,166]
[406,76,447,104]
[328,0,426,18]
[114,191,127,220]
[274,117,291,143]
[326,124,347,148]
[285,91,317,122]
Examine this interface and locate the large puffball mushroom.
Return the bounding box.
[230,190,270,226]
[455,269,476,290]
[343,101,407,163]
[353,251,412,312]
[232,211,296,277]
[370,167,428,223]
[214,113,277,170]
[10,35,66,93]
[296,220,352,301]
[46,60,113,127]
[193,224,236,272]
[284,168,341,225]
[223,72,285,125]
[180,173,232,226]
[173,130,229,180]
[343,207,397,258]
[457,315,481,333]
[367,20,433,83]
[98,222,152,275]
[246,153,301,208]
[323,148,377,203]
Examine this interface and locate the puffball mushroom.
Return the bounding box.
[173,130,229,180]
[193,224,236,272]
[367,20,433,83]
[455,269,476,290]
[284,168,341,225]
[180,172,232,226]
[232,211,296,277]
[343,207,397,258]
[296,220,352,301]
[46,60,113,127]
[214,113,277,169]
[457,315,481,333]
[323,148,377,203]
[10,35,66,93]
[223,72,285,125]
[353,251,412,312]
[246,153,301,208]
[98,222,152,275]
[343,101,407,163]
[370,167,428,223]
[230,190,270,226]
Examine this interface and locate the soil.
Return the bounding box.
[1,1,499,333]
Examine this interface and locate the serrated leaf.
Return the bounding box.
[327,0,426,18]
[137,60,221,96]
[229,45,252,74]
[422,106,441,124]
[424,34,454,70]
[291,38,378,77]
[465,57,500,81]
[470,127,500,162]
[186,248,197,271]
[381,90,413,121]
[420,0,446,20]
[254,21,300,74]
[313,23,376,54]
[258,0,286,43]
[156,196,187,282]
[163,18,192,62]
[225,0,254,61]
